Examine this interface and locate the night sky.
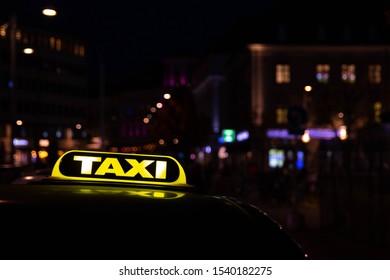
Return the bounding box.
[2,0,389,91]
[1,0,281,88]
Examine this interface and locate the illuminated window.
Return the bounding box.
[368,64,381,84]
[276,64,290,84]
[316,64,330,83]
[49,37,56,49]
[55,38,62,51]
[1,24,7,37]
[374,102,382,123]
[15,29,21,40]
[276,107,288,124]
[341,64,356,83]
[74,44,80,56]
[79,45,85,57]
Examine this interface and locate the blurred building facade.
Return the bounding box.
[0,15,89,166]
[195,44,390,170]
[192,7,390,246]
[93,7,390,189]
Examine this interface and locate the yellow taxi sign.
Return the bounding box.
[50,150,189,187]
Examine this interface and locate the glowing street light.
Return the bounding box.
[23,47,34,54]
[304,85,312,92]
[301,130,310,143]
[42,7,57,17]
[338,125,348,141]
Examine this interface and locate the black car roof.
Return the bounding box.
[0,150,308,260]
[0,183,306,260]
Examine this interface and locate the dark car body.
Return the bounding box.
[0,150,308,260]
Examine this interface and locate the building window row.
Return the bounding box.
[276,63,382,84]
[0,25,85,57]
[163,62,197,88]
[275,102,383,126]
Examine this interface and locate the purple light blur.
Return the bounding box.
[266,128,337,140]
[237,130,249,141]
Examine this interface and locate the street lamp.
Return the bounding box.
[23,47,34,54]
[42,7,57,17]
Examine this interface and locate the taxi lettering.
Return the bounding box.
[50,150,189,186]
[73,156,167,179]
